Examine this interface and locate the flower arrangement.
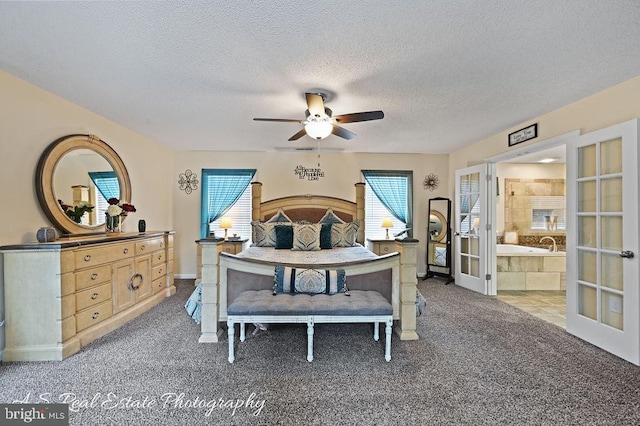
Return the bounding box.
[105,198,136,232]
[58,199,94,223]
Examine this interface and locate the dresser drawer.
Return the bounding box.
[152,276,165,294]
[75,282,112,312]
[75,264,112,291]
[76,300,113,332]
[152,250,165,266]
[151,263,165,281]
[75,243,135,269]
[135,238,165,256]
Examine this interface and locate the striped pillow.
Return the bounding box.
[273,266,348,294]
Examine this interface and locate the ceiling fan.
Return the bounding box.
[253,92,384,141]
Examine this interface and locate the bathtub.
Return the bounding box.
[497,244,566,290]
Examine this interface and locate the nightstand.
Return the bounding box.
[221,238,248,254]
[366,238,398,255]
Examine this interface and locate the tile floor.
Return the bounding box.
[496,290,566,328]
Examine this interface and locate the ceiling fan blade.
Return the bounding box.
[305,93,326,116]
[333,110,384,124]
[288,128,308,141]
[331,125,356,140]
[253,118,303,123]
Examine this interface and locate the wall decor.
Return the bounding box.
[423,173,440,191]
[508,123,538,146]
[294,165,325,181]
[178,169,199,194]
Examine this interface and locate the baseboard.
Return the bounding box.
[176,274,197,279]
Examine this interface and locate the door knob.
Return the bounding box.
[619,250,635,258]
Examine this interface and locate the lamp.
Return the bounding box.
[304,116,333,139]
[473,217,480,234]
[220,217,232,240]
[381,217,394,239]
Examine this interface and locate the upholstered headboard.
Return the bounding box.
[250,182,366,244]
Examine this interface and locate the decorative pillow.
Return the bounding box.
[266,208,293,223]
[274,225,293,249]
[319,223,333,249]
[331,221,360,247]
[318,208,346,224]
[251,221,276,247]
[291,223,321,251]
[273,266,348,294]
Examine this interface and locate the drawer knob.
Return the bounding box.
[91,293,99,300]
[123,248,129,254]
[91,273,98,280]
[158,268,163,275]
[158,254,162,260]
[160,242,164,248]
[84,254,91,262]
[92,312,100,319]
[128,273,143,291]
[141,244,146,251]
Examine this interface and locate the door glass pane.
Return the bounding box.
[601,216,622,251]
[600,138,622,175]
[470,257,479,278]
[578,144,597,178]
[577,250,597,284]
[578,216,597,248]
[470,172,480,188]
[470,237,479,256]
[601,252,623,291]
[461,255,469,274]
[578,284,597,320]
[601,177,622,212]
[460,237,469,254]
[601,291,623,330]
[578,181,596,212]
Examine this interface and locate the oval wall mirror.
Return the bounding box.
[36,134,131,234]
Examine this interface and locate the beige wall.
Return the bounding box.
[173,151,449,277]
[449,76,640,187]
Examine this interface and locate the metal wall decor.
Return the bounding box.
[423,173,439,191]
[294,165,325,181]
[178,169,199,194]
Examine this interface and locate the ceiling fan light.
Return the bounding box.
[304,121,333,139]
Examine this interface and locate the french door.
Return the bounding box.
[454,164,490,294]
[566,119,639,365]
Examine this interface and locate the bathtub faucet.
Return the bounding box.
[540,236,557,253]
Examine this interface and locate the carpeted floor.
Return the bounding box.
[1,278,639,425]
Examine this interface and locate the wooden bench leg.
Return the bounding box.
[373,321,380,341]
[385,318,392,362]
[307,318,314,362]
[227,319,235,364]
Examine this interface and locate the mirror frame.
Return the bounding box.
[36,134,131,234]
[428,210,447,243]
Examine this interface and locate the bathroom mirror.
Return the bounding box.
[36,134,131,234]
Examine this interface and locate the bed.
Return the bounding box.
[194,182,420,344]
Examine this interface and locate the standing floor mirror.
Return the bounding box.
[426,197,453,283]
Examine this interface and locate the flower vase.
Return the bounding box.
[106,215,121,233]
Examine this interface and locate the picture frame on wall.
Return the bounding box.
[508,123,538,147]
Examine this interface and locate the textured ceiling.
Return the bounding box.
[1,1,640,154]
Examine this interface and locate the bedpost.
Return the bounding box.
[355,182,365,244]
[197,238,225,343]
[395,238,420,340]
[251,181,262,221]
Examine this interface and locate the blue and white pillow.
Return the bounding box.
[291,223,321,251]
[273,266,348,294]
[266,208,293,223]
[318,208,346,224]
[251,221,277,247]
[331,220,360,247]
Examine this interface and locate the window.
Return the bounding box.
[89,171,118,223]
[531,196,566,230]
[362,170,413,241]
[200,169,256,239]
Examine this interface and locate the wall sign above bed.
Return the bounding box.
[294,165,325,181]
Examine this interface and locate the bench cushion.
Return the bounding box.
[227,289,392,316]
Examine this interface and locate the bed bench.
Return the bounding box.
[226,289,393,363]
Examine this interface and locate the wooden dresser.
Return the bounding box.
[1,231,175,361]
